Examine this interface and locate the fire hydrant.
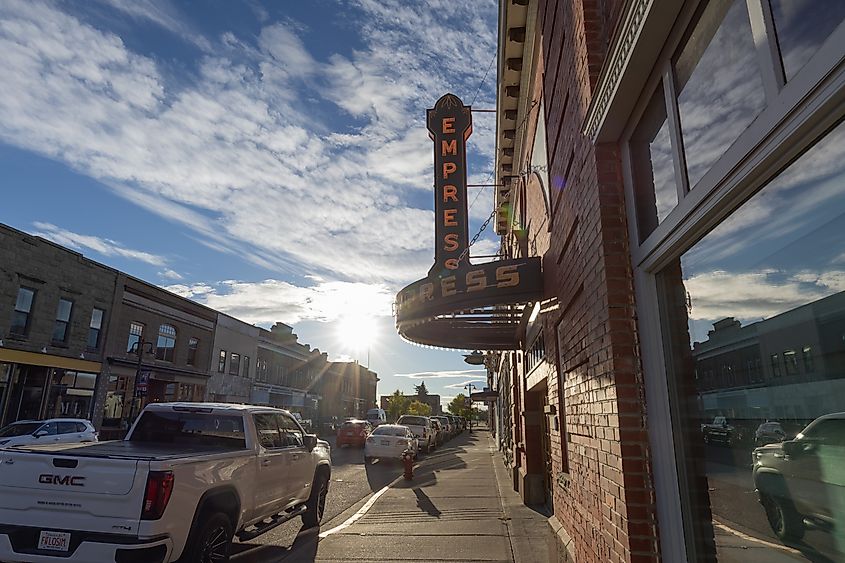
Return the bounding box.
[401,449,414,480]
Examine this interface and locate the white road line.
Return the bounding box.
[318,483,391,538]
[712,519,803,555]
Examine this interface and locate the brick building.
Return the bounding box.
[320,362,378,421]
[207,313,260,403]
[488,0,845,561]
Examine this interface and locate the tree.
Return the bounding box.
[447,393,471,418]
[414,381,429,397]
[385,390,410,423]
[407,400,432,416]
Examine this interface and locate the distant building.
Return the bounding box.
[207,313,259,404]
[318,361,378,420]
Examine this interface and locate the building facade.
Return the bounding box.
[320,362,378,421]
[491,0,845,561]
[97,274,216,436]
[0,224,117,426]
[207,313,260,404]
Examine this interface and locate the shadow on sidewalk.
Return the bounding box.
[230,525,319,563]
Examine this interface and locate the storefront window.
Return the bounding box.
[674,0,765,189]
[769,0,845,81]
[660,120,845,561]
[45,370,95,419]
[103,375,129,426]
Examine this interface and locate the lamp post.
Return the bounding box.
[464,383,477,431]
[127,340,155,427]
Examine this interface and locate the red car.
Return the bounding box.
[336,419,372,448]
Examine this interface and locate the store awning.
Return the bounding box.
[470,390,499,402]
[0,348,103,372]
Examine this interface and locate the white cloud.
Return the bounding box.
[0,0,498,291]
[443,378,488,390]
[158,268,183,280]
[164,278,395,325]
[32,222,169,267]
[92,0,212,51]
[394,369,486,380]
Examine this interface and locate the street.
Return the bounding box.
[228,436,404,562]
[706,444,840,563]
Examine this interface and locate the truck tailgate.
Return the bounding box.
[0,450,149,534]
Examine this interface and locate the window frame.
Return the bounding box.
[52,298,74,344]
[127,322,145,354]
[229,353,241,376]
[154,324,177,362]
[186,337,199,366]
[617,2,845,561]
[218,350,227,373]
[10,286,36,337]
[87,308,105,350]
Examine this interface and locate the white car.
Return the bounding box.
[0,418,97,448]
[396,415,435,453]
[364,424,418,463]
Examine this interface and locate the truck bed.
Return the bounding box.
[9,440,247,461]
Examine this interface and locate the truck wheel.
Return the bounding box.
[302,471,329,528]
[760,493,805,541]
[183,512,232,563]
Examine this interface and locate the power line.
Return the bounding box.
[470,52,497,106]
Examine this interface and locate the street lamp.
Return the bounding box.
[463,383,477,431]
[127,340,156,426]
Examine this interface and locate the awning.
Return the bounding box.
[0,348,103,373]
[470,390,499,402]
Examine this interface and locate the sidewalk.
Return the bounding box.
[312,430,550,562]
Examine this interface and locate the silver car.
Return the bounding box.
[0,418,98,448]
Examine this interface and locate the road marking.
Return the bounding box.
[318,484,391,538]
[712,519,803,555]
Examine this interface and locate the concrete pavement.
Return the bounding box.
[290,430,549,562]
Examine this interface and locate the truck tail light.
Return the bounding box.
[141,471,174,520]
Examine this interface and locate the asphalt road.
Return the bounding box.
[705,444,841,563]
[227,436,425,562]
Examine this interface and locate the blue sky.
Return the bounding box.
[0,0,500,408]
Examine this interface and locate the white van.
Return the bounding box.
[366,408,387,426]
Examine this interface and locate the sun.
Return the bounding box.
[336,313,379,355]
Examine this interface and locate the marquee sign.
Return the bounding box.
[395,94,543,350]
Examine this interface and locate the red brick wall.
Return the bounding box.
[534,0,660,561]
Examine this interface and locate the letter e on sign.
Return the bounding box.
[442,117,455,134]
[444,209,458,227]
[496,265,519,288]
[441,276,457,296]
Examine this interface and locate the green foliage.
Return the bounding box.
[414,381,429,397]
[386,390,410,423]
[447,393,471,418]
[407,400,432,416]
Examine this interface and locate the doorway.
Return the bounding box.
[2,365,51,425]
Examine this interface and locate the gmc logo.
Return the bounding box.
[39,474,85,486]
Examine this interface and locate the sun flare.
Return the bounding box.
[336,313,379,353]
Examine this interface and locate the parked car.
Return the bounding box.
[755,421,786,446]
[434,416,453,439]
[0,402,331,562]
[430,418,444,446]
[0,418,97,448]
[364,424,418,463]
[702,416,746,446]
[753,412,845,542]
[365,408,387,427]
[335,419,371,448]
[448,415,462,434]
[396,415,435,453]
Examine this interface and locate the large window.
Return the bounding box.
[627,0,845,243]
[658,120,845,561]
[45,370,96,418]
[10,287,35,336]
[88,308,104,349]
[187,337,199,366]
[218,350,226,373]
[243,356,250,378]
[229,353,241,375]
[127,322,144,353]
[155,324,176,362]
[52,298,73,343]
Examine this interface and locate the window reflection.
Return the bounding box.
[674,0,765,189]
[770,0,845,82]
[662,119,845,561]
[630,82,676,241]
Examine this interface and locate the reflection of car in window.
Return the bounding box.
[754,421,786,446]
[753,412,845,541]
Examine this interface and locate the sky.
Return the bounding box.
[0,0,500,409]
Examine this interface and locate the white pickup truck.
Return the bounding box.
[0,402,332,563]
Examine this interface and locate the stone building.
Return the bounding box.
[0,224,117,426]
[488,0,845,561]
[207,313,260,403]
[97,274,216,436]
[314,361,378,420]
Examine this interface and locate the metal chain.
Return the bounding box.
[455,208,496,266]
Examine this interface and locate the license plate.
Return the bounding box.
[38,530,71,552]
[380,440,390,445]
[346,431,355,436]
